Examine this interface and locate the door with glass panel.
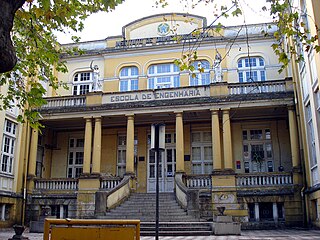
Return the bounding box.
[147,133,176,192]
[191,132,213,174]
[67,138,84,178]
[242,129,274,173]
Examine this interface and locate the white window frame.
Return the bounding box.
[242,128,273,173]
[119,66,139,92]
[147,63,180,89]
[72,72,93,95]
[1,120,17,174]
[306,104,319,185]
[189,60,211,86]
[67,138,84,178]
[191,131,213,174]
[238,57,266,82]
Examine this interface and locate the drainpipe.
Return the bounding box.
[21,123,30,225]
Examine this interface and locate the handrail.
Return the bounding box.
[95,175,136,216]
[174,174,188,209]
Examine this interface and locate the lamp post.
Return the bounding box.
[150,123,165,240]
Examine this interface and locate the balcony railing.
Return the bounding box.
[34,179,78,190]
[42,96,86,109]
[39,79,292,110]
[236,172,293,187]
[100,177,122,190]
[228,80,286,95]
[184,174,212,189]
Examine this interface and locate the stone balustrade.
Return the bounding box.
[41,96,86,108]
[236,172,293,187]
[100,177,122,189]
[34,179,78,190]
[184,174,212,189]
[228,80,287,95]
[39,79,292,110]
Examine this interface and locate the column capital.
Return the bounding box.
[210,109,220,115]
[287,105,295,111]
[84,117,92,122]
[175,111,183,117]
[126,114,135,120]
[94,116,102,122]
[221,108,230,113]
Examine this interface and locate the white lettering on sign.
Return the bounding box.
[104,87,209,104]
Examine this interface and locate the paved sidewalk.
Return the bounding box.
[1,228,320,239]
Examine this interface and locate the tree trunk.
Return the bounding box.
[0,0,25,73]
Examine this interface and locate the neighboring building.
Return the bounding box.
[289,0,320,228]
[4,13,311,229]
[0,83,23,227]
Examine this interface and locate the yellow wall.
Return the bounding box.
[101,129,118,175]
[51,132,69,178]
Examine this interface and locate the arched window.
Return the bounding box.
[119,66,139,92]
[190,60,211,86]
[72,72,93,95]
[147,63,180,89]
[237,57,266,82]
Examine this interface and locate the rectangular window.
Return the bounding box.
[1,120,17,174]
[148,63,180,89]
[73,72,92,95]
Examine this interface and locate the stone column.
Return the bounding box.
[288,107,300,168]
[255,203,260,222]
[28,128,38,177]
[222,109,233,170]
[273,202,278,223]
[92,117,102,174]
[175,111,185,173]
[126,115,135,174]
[83,118,92,174]
[211,109,222,170]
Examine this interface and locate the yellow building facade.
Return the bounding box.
[1,13,311,229]
[290,0,320,228]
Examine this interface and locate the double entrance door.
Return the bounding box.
[147,147,176,192]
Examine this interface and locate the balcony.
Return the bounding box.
[39,79,293,112]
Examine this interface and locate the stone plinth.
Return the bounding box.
[214,215,241,235]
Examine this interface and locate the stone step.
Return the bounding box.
[140,222,213,236]
[100,216,197,222]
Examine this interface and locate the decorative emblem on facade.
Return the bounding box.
[157,23,170,36]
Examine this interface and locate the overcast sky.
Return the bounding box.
[56,0,273,44]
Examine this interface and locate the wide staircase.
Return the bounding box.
[99,192,213,236]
